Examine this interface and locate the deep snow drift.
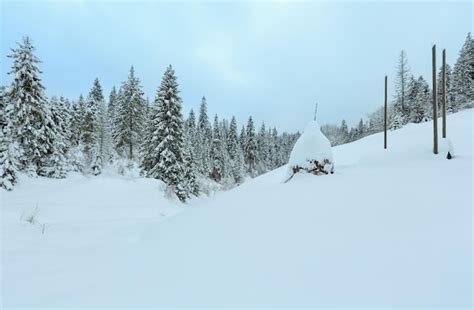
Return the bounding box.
[1,110,472,308]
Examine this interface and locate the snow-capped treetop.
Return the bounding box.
[288,120,333,173]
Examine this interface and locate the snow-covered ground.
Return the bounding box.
[1,110,472,308]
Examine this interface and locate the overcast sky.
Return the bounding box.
[1,0,471,132]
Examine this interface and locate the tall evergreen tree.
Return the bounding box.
[394,50,411,124]
[244,116,258,176]
[0,86,18,190]
[257,122,269,173]
[48,96,71,178]
[108,86,118,124]
[7,36,55,176]
[227,116,244,183]
[82,78,105,175]
[209,114,225,181]
[452,32,474,107]
[113,66,146,160]
[145,65,187,201]
[196,96,211,175]
[183,109,199,196]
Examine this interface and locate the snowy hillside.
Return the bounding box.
[1,110,472,308]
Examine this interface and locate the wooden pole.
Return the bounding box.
[442,49,447,138]
[432,45,438,154]
[384,75,388,149]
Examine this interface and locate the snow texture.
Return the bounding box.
[1,110,472,308]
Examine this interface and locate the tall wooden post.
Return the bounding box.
[384,75,388,149]
[432,45,438,154]
[442,49,447,138]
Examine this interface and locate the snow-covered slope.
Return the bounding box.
[1,110,472,308]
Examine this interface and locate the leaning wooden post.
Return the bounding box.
[442,49,447,138]
[384,75,388,149]
[432,45,438,154]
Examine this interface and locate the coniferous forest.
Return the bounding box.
[1,33,473,200]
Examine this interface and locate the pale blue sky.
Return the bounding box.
[1,0,472,131]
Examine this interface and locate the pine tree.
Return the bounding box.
[7,36,53,176]
[244,116,258,176]
[47,96,71,178]
[108,86,118,125]
[139,96,156,174]
[452,32,474,107]
[182,136,199,197]
[257,122,269,173]
[113,66,146,160]
[196,96,211,176]
[408,76,431,123]
[407,75,421,123]
[394,50,411,124]
[227,116,244,183]
[145,65,187,201]
[0,86,18,190]
[183,109,199,196]
[210,114,225,181]
[82,79,105,175]
[239,125,246,153]
[444,64,456,113]
[269,127,279,169]
[338,119,350,142]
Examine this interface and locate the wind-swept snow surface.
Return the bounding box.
[1,110,472,308]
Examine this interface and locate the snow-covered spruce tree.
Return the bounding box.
[146,65,188,201]
[185,109,197,144]
[82,78,106,175]
[239,125,246,154]
[256,122,269,174]
[68,94,86,172]
[452,32,474,108]
[113,66,146,160]
[394,50,411,124]
[47,96,71,178]
[0,86,18,190]
[367,107,384,134]
[443,64,457,113]
[337,119,349,143]
[437,64,454,114]
[244,116,258,176]
[196,96,212,176]
[139,96,156,174]
[182,130,199,197]
[209,114,226,182]
[108,86,118,127]
[407,75,421,123]
[107,86,118,161]
[227,116,244,183]
[416,76,432,122]
[7,36,54,176]
[269,127,280,169]
[389,104,404,130]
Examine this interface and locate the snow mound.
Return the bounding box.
[287,120,334,176]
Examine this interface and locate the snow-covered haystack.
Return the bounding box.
[287,120,334,178]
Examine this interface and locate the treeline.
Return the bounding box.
[322,32,473,146]
[0,37,299,199]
